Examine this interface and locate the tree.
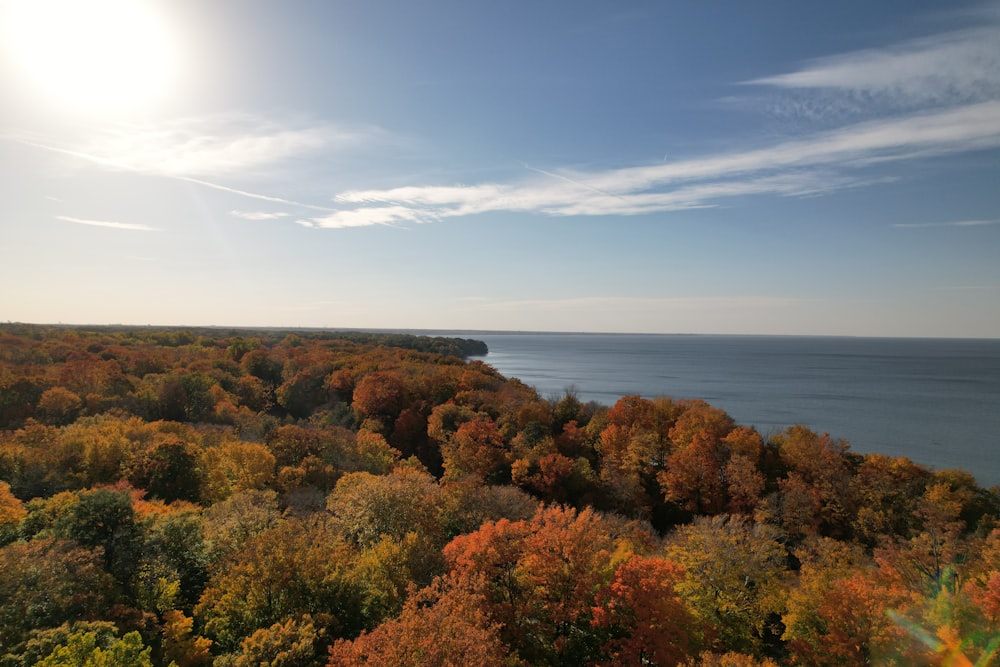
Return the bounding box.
[126,437,203,503]
[327,467,444,550]
[35,630,152,667]
[201,440,275,502]
[668,399,735,450]
[233,615,324,667]
[441,416,510,483]
[37,387,83,426]
[195,518,362,652]
[351,371,406,421]
[139,509,209,611]
[0,480,26,545]
[327,576,510,667]
[666,515,788,655]
[201,489,281,559]
[782,538,910,666]
[277,370,327,419]
[51,487,143,586]
[591,555,699,665]
[769,426,857,539]
[851,454,931,545]
[160,610,212,667]
[0,538,117,656]
[442,504,635,664]
[660,431,727,515]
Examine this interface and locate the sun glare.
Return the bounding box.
[1,0,180,116]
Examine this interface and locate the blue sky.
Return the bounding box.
[1,0,999,336]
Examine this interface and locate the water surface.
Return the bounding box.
[462,333,1000,487]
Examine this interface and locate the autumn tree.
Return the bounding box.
[201,489,281,559]
[666,515,789,656]
[200,440,276,502]
[138,508,209,612]
[591,555,699,665]
[327,466,444,550]
[327,576,510,667]
[443,504,641,664]
[0,480,26,545]
[767,426,857,540]
[441,416,511,483]
[595,396,679,518]
[851,454,932,546]
[37,387,83,426]
[34,629,153,667]
[277,369,328,419]
[351,371,406,422]
[667,399,736,450]
[782,537,911,665]
[194,518,362,652]
[160,610,213,667]
[660,431,728,515]
[232,615,325,667]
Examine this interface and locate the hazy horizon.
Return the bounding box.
[7,321,1000,342]
[2,1,999,337]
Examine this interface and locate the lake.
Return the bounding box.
[456,333,1000,488]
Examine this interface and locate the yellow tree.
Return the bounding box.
[666,515,788,655]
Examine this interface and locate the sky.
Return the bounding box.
[1,0,999,337]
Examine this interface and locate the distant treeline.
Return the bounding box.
[2,323,487,358]
[0,324,997,667]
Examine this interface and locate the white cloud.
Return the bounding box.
[310,101,1000,227]
[80,114,382,179]
[304,9,1000,230]
[747,25,1000,108]
[10,128,337,212]
[305,205,435,229]
[57,215,160,231]
[230,210,291,221]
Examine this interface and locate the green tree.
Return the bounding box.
[51,487,142,586]
[127,438,203,503]
[0,539,116,657]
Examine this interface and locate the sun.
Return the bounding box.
[1,0,181,116]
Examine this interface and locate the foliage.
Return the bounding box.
[327,576,509,667]
[0,325,997,665]
[34,629,152,667]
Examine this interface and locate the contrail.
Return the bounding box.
[5,134,335,212]
[521,161,631,202]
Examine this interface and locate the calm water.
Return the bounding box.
[459,333,1000,488]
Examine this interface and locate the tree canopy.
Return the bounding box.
[0,324,997,666]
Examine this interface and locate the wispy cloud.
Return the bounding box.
[6,114,376,213]
[471,295,806,311]
[230,210,292,221]
[79,114,382,179]
[57,215,161,232]
[746,25,1000,109]
[303,100,1000,227]
[298,9,1000,230]
[893,219,1000,229]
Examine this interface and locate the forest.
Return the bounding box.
[0,323,997,666]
